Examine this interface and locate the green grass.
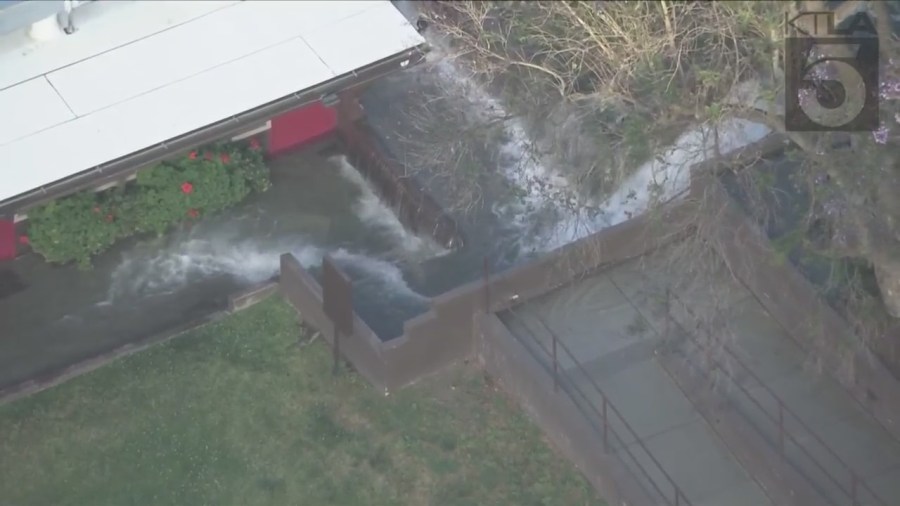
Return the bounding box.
[0,297,603,506]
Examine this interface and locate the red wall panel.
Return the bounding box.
[268,101,338,157]
[0,220,16,261]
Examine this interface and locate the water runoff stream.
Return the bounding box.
[0,7,771,389]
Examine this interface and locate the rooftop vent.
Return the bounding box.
[0,0,87,40]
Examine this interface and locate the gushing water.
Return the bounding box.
[104,33,771,310]
[105,155,438,310]
[413,12,771,253]
[96,6,770,335]
[330,248,429,303]
[331,154,448,260]
[599,118,771,226]
[107,235,322,302]
[427,49,583,253]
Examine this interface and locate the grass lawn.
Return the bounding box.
[0,297,603,506]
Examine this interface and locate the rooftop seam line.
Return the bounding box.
[47,34,321,118]
[297,2,423,77]
[0,76,78,148]
[0,1,242,92]
[298,34,335,78]
[42,75,76,118]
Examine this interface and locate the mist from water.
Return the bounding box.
[427,50,584,254]
[105,157,439,307]
[330,248,430,303]
[599,118,771,226]
[393,0,776,255]
[330,154,448,260]
[106,235,322,302]
[420,43,771,253]
[98,14,770,332]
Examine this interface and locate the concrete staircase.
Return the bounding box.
[500,250,900,506]
[500,269,772,506]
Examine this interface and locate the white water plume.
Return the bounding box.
[106,236,428,306]
[422,42,771,254]
[330,154,448,259]
[103,155,448,304]
[427,52,577,254]
[107,235,323,301]
[521,118,773,251]
[330,248,429,302]
[598,118,771,227]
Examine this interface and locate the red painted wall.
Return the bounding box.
[0,220,16,261]
[268,101,338,157]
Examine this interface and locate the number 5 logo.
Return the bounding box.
[786,35,879,132]
[798,43,867,128]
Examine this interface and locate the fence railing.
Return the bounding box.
[664,289,886,506]
[504,306,693,506]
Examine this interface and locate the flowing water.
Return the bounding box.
[0,3,772,389]
[0,149,449,388]
[103,152,445,324]
[375,2,772,253]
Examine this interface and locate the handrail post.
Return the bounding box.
[482,256,490,313]
[778,402,785,457]
[332,325,341,377]
[602,396,609,452]
[552,332,559,393]
[675,486,681,506]
[851,472,858,506]
[664,288,671,342]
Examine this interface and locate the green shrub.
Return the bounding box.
[26,139,270,269]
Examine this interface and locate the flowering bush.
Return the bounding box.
[27,138,269,269]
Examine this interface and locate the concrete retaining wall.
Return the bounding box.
[278,130,900,438]
[279,254,389,391]
[701,178,900,441]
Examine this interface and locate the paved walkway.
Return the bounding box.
[500,247,900,505]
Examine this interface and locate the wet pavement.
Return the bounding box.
[0,26,552,391]
[0,148,448,389]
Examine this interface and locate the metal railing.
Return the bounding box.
[504,307,692,506]
[664,289,887,506]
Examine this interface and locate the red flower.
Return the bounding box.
[92,206,101,214]
[220,153,230,164]
[188,151,198,160]
[18,235,29,245]
[204,152,213,161]
[249,138,260,150]
[105,214,115,223]
[181,182,194,194]
[187,208,200,218]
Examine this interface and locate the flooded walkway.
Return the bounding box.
[0,147,446,389]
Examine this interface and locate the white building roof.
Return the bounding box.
[0,0,424,204]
